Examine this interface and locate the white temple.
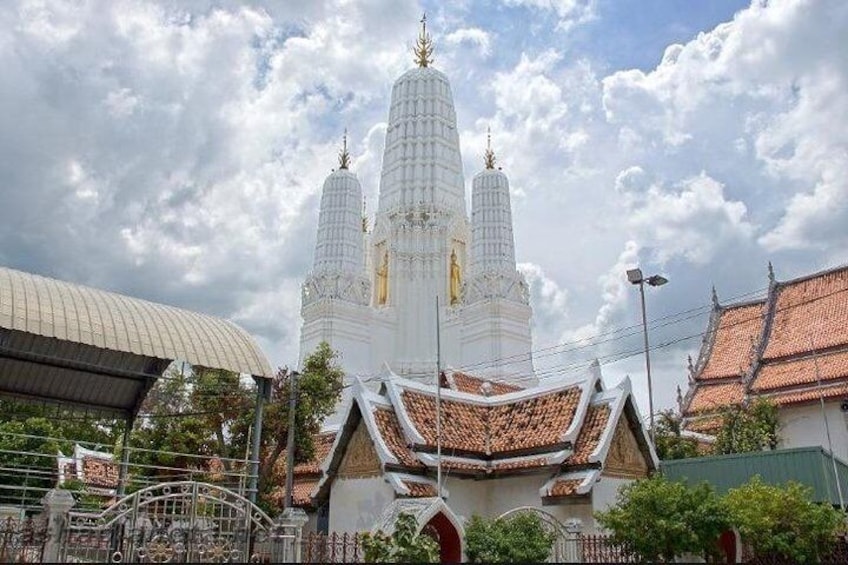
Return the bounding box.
[299,23,534,385]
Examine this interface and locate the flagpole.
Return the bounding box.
[435,295,442,498]
[810,337,845,510]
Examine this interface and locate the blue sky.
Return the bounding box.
[0,0,845,418]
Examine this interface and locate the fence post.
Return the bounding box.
[41,488,75,562]
[275,507,309,562]
[563,518,583,563]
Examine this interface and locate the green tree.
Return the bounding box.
[464,512,556,563]
[725,476,845,563]
[596,475,731,562]
[654,410,700,460]
[714,398,779,454]
[257,341,344,510]
[361,512,439,563]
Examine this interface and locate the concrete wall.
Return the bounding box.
[779,401,848,460]
[328,476,396,533]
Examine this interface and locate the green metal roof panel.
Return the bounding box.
[661,447,848,505]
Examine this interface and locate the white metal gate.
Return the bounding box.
[59,482,289,563]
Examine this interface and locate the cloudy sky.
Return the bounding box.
[1,0,846,416]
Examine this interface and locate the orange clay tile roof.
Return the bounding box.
[400,386,582,456]
[763,268,848,360]
[269,478,319,508]
[699,303,764,380]
[751,349,848,392]
[687,382,745,414]
[402,481,438,497]
[685,415,723,434]
[293,432,336,475]
[765,382,848,407]
[401,392,488,452]
[372,408,424,469]
[564,404,611,466]
[81,457,119,489]
[547,479,583,497]
[491,457,550,471]
[449,372,523,396]
[440,459,488,473]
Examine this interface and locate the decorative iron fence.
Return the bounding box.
[579,533,638,563]
[742,535,848,565]
[0,516,48,563]
[301,532,364,563]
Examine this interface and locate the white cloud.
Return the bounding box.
[444,27,491,56]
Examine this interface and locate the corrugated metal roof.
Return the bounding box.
[661,447,848,505]
[0,265,273,415]
[0,266,272,378]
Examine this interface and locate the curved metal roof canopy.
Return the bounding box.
[0,266,273,416]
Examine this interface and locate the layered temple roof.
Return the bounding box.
[682,264,848,432]
[282,367,657,508]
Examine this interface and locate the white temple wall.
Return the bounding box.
[328,476,396,533]
[299,300,372,375]
[461,300,534,382]
[778,401,848,460]
[442,477,490,520]
[590,476,630,530]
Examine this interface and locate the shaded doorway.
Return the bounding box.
[423,511,462,563]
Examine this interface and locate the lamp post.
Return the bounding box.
[626,268,668,445]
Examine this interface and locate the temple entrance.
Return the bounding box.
[423,512,462,563]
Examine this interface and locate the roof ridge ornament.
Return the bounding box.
[767,261,775,285]
[413,13,434,68]
[338,129,351,170]
[711,285,719,308]
[484,126,496,169]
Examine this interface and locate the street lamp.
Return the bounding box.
[626,268,668,445]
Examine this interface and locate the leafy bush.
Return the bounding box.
[361,512,439,563]
[725,476,845,563]
[464,512,556,563]
[595,475,730,562]
[714,398,780,454]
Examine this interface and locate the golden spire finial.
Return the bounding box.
[413,13,434,68]
[484,126,496,169]
[338,129,351,170]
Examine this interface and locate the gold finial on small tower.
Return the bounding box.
[338,129,351,170]
[484,126,496,169]
[413,13,434,68]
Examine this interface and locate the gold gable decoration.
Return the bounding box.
[338,421,382,479]
[604,416,649,479]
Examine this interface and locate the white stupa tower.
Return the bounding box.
[299,19,534,385]
[299,134,372,373]
[462,130,534,381]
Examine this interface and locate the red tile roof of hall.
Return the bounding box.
[372,408,424,469]
[548,479,583,497]
[698,302,765,380]
[763,382,848,407]
[751,349,848,392]
[763,267,848,360]
[402,481,438,498]
[269,478,319,508]
[398,385,583,456]
[685,415,723,435]
[447,371,523,396]
[564,404,612,466]
[686,382,745,414]
[294,432,337,475]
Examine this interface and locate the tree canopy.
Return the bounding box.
[653,409,700,460]
[464,512,556,563]
[714,398,780,454]
[595,474,731,562]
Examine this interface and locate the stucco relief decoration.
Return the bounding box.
[338,423,382,479]
[464,271,529,305]
[604,418,649,479]
[302,273,371,307]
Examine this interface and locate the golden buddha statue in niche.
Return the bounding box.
[450,249,461,305]
[376,251,389,305]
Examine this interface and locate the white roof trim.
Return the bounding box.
[586,383,629,465]
[560,369,601,444]
[384,379,427,444]
[539,469,601,498]
[384,472,447,498]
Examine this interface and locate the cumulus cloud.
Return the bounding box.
[444,27,491,56]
